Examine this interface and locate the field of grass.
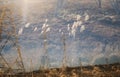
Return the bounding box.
[0,0,120,77]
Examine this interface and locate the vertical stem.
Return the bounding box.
[62,33,66,68]
[79,58,82,72]
[43,31,48,69]
[79,58,82,76]
[30,59,34,77]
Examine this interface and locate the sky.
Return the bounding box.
[0,0,120,72]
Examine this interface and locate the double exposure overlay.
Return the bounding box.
[0,0,120,77]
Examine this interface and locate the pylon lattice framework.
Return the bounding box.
[0,0,25,73]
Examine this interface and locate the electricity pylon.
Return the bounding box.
[0,0,25,73]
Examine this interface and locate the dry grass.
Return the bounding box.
[0,63,120,77]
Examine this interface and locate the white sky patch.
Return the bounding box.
[80,25,86,32]
[46,24,49,27]
[46,27,50,32]
[45,19,48,23]
[84,13,90,21]
[71,29,76,37]
[78,21,83,25]
[61,32,64,35]
[59,29,61,33]
[70,21,80,37]
[44,39,47,42]
[40,31,44,34]
[76,14,81,21]
[72,22,77,29]
[41,21,50,34]
[67,24,70,31]
[33,27,37,32]
[25,23,30,28]
[42,24,46,29]
[18,28,23,35]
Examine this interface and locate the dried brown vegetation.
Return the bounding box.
[0,63,120,77]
